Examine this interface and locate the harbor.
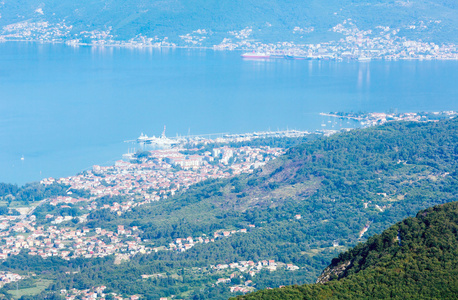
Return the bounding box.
[124,127,323,155]
[123,110,458,157]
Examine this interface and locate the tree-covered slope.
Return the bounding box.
[0,0,457,44]
[235,201,458,299]
[89,118,458,250]
[2,118,458,299]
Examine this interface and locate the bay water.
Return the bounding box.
[0,41,457,184]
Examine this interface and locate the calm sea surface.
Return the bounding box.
[0,42,457,185]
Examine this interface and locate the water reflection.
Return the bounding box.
[0,42,457,184]
[357,62,371,90]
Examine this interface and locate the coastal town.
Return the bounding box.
[46,145,285,202]
[0,142,292,298]
[0,111,454,264]
[217,20,458,60]
[321,111,458,127]
[0,145,285,262]
[0,112,456,298]
[1,18,457,60]
[1,0,457,298]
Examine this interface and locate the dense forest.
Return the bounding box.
[235,201,458,299]
[1,0,457,44]
[1,118,458,299]
[0,182,90,207]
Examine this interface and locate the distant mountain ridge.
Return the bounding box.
[0,0,457,46]
[235,201,458,299]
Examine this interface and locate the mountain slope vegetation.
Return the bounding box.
[235,201,458,299]
[0,0,457,44]
[87,118,458,248]
[1,118,458,299]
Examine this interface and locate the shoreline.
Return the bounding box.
[3,111,456,187]
[1,39,458,61]
[319,113,363,121]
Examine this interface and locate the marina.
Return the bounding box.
[126,127,320,153]
[1,42,457,185]
[129,111,458,154]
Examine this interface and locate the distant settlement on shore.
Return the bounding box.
[1,19,457,61]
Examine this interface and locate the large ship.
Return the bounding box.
[137,126,182,147]
[241,51,271,59]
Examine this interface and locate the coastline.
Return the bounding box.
[1,39,457,61]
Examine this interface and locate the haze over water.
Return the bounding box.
[0,41,457,185]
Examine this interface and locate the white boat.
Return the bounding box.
[241,52,271,59]
[358,56,371,62]
[137,133,149,143]
[137,126,181,147]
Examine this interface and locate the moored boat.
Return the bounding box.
[358,56,371,62]
[241,51,271,59]
[285,55,309,60]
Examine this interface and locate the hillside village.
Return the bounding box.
[1,114,457,298]
[0,145,290,298]
[55,258,301,299]
[0,146,284,262]
[216,20,458,60]
[42,146,283,204]
[1,18,457,60]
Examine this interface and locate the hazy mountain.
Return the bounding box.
[0,0,457,45]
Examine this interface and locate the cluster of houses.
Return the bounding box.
[230,285,252,294]
[0,145,286,296]
[322,111,458,128]
[0,224,152,261]
[138,258,301,296]
[359,111,458,127]
[0,215,21,233]
[59,285,142,300]
[165,228,251,252]
[216,19,458,60]
[212,259,300,293]
[1,145,283,264]
[215,259,278,274]
[328,20,458,60]
[36,147,284,232]
[41,146,283,209]
[0,20,72,42]
[0,271,22,286]
[2,17,458,60]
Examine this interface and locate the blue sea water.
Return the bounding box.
[0,41,457,185]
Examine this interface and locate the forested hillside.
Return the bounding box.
[0,0,457,44]
[235,201,458,299]
[0,182,89,205]
[1,118,457,299]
